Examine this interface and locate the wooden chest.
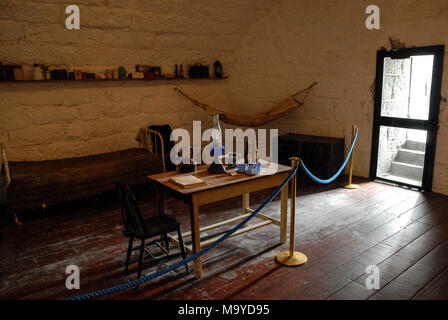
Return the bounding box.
[278,133,345,186]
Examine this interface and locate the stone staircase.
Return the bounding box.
[389,140,425,185]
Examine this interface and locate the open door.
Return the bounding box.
[370,45,444,191]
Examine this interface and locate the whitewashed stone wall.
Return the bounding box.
[377,59,410,176]
[0,0,273,159]
[0,81,228,160]
[1,0,447,195]
[226,0,448,195]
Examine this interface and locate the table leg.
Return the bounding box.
[157,189,168,250]
[157,189,165,213]
[280,181,289,244]
[242,193,250,213]
[190,195,202,278]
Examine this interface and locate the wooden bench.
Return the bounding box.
[1,143,163,224]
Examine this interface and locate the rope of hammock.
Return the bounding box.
[174,82,317,127]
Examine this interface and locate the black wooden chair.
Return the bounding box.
[115,180,189,279]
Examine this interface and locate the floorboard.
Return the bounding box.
[413,267,448,300]
[1,177,447,300]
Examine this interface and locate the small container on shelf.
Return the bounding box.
[105,70,113,79]
[118,66,126,79]
[144,71,155,79]
[32,64,44,80]
[12,66,24,81]
[52,69,68,80]
[214,60,223,79]
[73,70,82,80]
[179,64,184,78]
[131,71,144,79]
[151,66,162,77]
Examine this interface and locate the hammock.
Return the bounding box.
[174,82,317,127]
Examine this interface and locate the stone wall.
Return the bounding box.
[381,58,411,119]
[0,81,227,160]
[377,58,410,175]
[0,0,273,160]
[225,0,448,195]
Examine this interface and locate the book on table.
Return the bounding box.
[168,175,206,189]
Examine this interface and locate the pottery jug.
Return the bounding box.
[32,66,44,80]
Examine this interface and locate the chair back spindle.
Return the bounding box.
[115,180,148,235]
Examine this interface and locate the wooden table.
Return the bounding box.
[148,163,291,278]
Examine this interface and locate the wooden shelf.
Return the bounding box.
[0,76,228,84]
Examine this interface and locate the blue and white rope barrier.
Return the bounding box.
[66,166,298,300]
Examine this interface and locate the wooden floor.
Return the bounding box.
[1,177,447,300]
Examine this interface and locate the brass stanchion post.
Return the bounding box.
[344,125,359,189]
[275,157,307,267]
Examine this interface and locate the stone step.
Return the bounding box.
[396,149,425,166]
[391,161,423,181]
[404,140,426,152]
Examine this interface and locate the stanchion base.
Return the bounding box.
[275,251,307,267]
[344,184,359,189]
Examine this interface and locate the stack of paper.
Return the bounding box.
[169,175,206,189]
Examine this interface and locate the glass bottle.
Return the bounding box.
[212,114,222,145]
[179,64,184,78]
[211,114,224,161]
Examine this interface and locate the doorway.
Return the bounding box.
[370,45,444,191]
